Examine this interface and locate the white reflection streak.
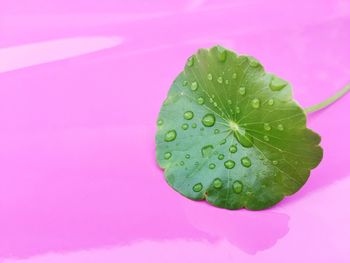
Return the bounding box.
[0,36,123,73]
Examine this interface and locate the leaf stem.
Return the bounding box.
[304,83,350,113]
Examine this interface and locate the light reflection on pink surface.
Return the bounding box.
[0,0,350,262]
[0,37,123,73]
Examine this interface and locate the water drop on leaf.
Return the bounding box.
[270,76,288,91]
[183,111,194,120]
[191,81,198,91]
[193,183,203,192]
[209,163,216,169]
[164,130,177,142]
[234,130,253,148]
[249,58,259,67]
[220,139,227,145]
[213,178,223,189]
[197,97,204,105]
[218,154,225,160]
[217,46,227,62]
[164,152,172,160]
[201,145,214,158]
[239,87,246,95]
[241,157,252,167]
[233,180,243,193]
[187,56,194,67]
[229,144,237,153]
[251,98,260,108]
[157,119,164,126]
[202,113,216,127]
[224,160,235,169]
[264,123,271,131]
[277,124,284,131]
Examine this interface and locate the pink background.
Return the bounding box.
[1,0,350,262]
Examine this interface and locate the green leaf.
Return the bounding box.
[156,46,323,210]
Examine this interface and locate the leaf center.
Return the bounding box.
[228,120,239,131]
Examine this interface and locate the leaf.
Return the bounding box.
[155,46,323,210]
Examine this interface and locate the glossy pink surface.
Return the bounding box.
[1,1,350,262]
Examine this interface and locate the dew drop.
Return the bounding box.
[191,81,198,91]
[239,87,246,95]
[229,145,237,153]
[201,145,214,158]
[217,76,223,84]
[209,163,216,169]
[191,123,197,128]
[227,99,232,105]
[225,79,229,85]
[268,99,274,106]
[236,106,240,114]
[264,123,271,131]
[270,76,288,91]
[241,157,252,167]
[272,160,279,165]
[164,130,177,142]
[207,73,213,80]
[214,129,220,134]
[220,139,227,145]
[164,152,172,160]
[251,98,260,109]
[249,58,260,67]
[157,119,164,126]
[213,102,218,107]
[187,56,194,67]
[232,73,237,79]
[224,160,235,169]
[182,123,189,130]
[218,154,225,160]
[185,154,191,159]
[232,180,243,193]
[182,80,188,86]
[197,97,204,105]
[193,183,203,192]
[213,178,223,189]
[180,161,185,166]
[234,130,253,148]
[263,135,270,141]
[277,124,284,131]
[183,111,194,120]
[201,113,216,127]
[209,98,214,103]
[217,46,227,62]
